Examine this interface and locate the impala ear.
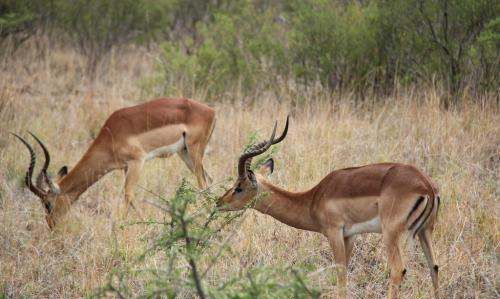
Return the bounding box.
[259,158,274,176]
[57,166,69,178]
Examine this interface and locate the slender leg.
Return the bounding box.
[178,147,209,188]
[203,168,213,185]
[383,231,405,299]
[123,159,144,218]
[178,148,195,172]
[418,229,439,298]
[344,236,355,267]
[192,151,209,189]
[326,227,348,299]
[183,142,210,189]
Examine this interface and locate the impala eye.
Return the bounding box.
[234,187,243,193]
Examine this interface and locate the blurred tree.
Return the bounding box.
[152,0,287,99]
[474,17,500,92]
[53,0,171,83]
[414,0,498,106]
[0,0,37,55]
[287,1,384,95]
[2,0,496,102]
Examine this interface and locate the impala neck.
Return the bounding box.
[57,148,112,203]
[254,180,319,232]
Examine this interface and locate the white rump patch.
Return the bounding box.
[344,217,382,237]
[145,136,185,160]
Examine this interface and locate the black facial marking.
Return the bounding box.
[433,265,439,272]
[44,201,52,213]
[402,268,407,277]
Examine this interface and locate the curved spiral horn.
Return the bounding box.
[237,115,290,179]
[28,132,60,194]
[270,115,289,145]
[11,133,47,198]
[27,132,50,189]
[238,121,277,179]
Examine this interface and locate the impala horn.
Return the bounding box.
[11,133,48,198]
[237,115,289,180]
[28,132,61,194]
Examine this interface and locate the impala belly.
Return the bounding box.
[344,217,381,237]
[132,124,186,157]
[145,136,185,160]
[324,195,381,237]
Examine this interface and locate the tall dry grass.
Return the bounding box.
[0,44,498,298]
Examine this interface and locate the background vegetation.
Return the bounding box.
[0,0,498,298]
[1,0,498,103]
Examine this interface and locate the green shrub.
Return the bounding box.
[53,0,171,81]
[149,0,287,99]
[0,0,38,55]
[4,0,495,104]
[97,179,319,298]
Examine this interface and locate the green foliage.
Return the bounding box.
[98,179,318,298]
[208,267,320,299]
[412,0,499,104]
[0,1,34,34]
[150,0,287,99]
[287,1,385,91]
[474,16,500,89]
[141,0,498,103]
[53,0,172,80]
[2,0,497,103]
[0,0,37,55]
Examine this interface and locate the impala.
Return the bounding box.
[218,117,440,299]
[13,98,216,230]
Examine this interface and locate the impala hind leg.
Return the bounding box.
[123,159,144,218]
[178,147,206,178]
[180,142,211,189]
[383,230,405,299]
[418,229,439,298]
[326,228,348,299]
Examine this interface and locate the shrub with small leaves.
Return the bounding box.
[97,179,318,298]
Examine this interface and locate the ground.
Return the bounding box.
[0,46,498,298]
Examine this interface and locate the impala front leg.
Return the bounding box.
[326,227,348,299]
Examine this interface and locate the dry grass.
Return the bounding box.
[0,44,498,298]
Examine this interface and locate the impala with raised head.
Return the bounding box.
[13,98,215,230]
[218,117,440,299]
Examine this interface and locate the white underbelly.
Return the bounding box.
[145,136,185,160]
[344,217,382,237]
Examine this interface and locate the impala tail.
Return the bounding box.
[407,194,440,238]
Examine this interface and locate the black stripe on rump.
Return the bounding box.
[414,195,436,237]
[407,196,425,223]
[408,196,427,234]
[407,196,429,237]
[437,196,441,213]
